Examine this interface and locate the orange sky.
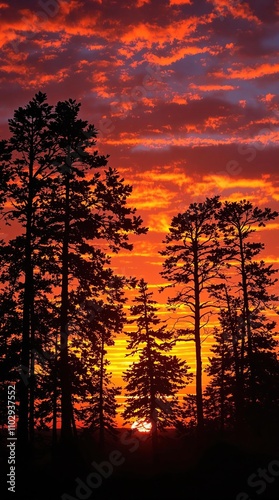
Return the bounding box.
[0,0,279,424]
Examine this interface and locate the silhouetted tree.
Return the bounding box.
[69,280,126,448]
[0,93,57,450]
[216,200,278,409]
[123,279,192,451]
[160,196,225,432]
[205,307,279,431]
[36,97,147,445]
[207,285,244,426]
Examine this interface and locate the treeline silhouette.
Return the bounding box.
[1,93,279,472]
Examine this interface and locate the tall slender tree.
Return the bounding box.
[216,200,278,408]
[0,93,57,450]
[160,196,224,432]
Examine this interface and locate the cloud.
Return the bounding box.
[128,183,176,210]
[208,0,261,23]
[120,16,208,46]
[259,93,276,103]
[169,0,192,4]
[147,45,217,66]
[190,83,237,92]
[213,62,279,80]
[136,0,150,6]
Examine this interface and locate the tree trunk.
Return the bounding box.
[232,325,243,426]
[99,335,105,448]
[60,171,74,444]
[52,341,58,450]
[193,242,204,433]
[29,300,35,447]
[220,334,225,432]
[18,162,34,452]
[143,290,158,455]
[239,231,256,407]
[224,287,243,426]
[240,308,246,394]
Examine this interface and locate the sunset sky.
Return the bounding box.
[1,0,279,422]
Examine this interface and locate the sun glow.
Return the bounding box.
[131,419,152,433]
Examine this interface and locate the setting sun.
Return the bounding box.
[131,419,153,433]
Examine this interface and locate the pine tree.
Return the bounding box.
[204,307,279,431]
[206,284,245,426]
[68,278,126,448]
[216,200,279,411]
[160,196,225,432]
[123,279,192,451]
[34,97,147,446]
[0,93,57,450]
